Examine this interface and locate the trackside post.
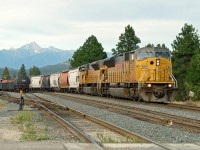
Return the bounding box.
[19,89,24,110]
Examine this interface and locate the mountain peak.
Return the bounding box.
[20,41,42,51]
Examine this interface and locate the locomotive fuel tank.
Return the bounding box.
[108,88,129,98]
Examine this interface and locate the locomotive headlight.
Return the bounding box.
[156,59,160,66]
[168,84,172,88]
[147,83,152,87]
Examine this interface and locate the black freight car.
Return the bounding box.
[41,75,50,91]
[14,75,30,92]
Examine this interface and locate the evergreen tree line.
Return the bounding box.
[1,65,41,80]
[1,23,199,100]
[171,24,200,100]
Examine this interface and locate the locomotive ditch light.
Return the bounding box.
[168,84,172,88]
[147,83,152,87]
[156,59,160,66]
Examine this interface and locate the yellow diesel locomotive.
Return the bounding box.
[79,47,177,102]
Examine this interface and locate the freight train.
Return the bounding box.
[0,75,30,92]
[1,47,177,102]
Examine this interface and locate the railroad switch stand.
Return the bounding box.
[19,90,25,110]
[19,96,24,110]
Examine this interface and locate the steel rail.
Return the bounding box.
[51,92,200,113]
[3,92,178,149]
[24,94,104,150]
[32,93,178,150]
[51,93,200,133]
[2,93,103,149]
[166,103,200,112]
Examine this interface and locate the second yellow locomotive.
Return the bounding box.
[79,47,177,102]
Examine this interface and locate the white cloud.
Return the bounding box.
[0,0,200,51]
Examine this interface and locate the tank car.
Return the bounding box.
[79,47,177,102]
[14,75,30,92]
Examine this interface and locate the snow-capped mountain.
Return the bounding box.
[0,42,74,69]
[20,41,42,51]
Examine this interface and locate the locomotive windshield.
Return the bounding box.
[137,50,170,60]
[155,51,170,60]
[137,51,154,60]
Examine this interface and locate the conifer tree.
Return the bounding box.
[70,35,107,68]
[112,25,141,55]
[145,43,167,48]
[18,64,27,76]
[185,48,200,100]
[29,66,41,76]
[2,67,11,79]
[171,23,200,100]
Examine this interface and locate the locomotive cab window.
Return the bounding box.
[155,52,170,60]
[137,51,153,60]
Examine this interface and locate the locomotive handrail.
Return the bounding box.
[167,68,178,88]
[171,74,177,88]
[138,69,148,91]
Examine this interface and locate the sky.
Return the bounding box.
[0,0,200,52]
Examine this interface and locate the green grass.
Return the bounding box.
[11,111,49,141]
[97,133,144,143]
[97,133,119,143]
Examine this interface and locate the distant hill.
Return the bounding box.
[0,62,70,78]
[0,41,74,69]
[0,41,113,78]
[40,61,70,75]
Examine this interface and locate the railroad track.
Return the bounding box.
[60,92,200,113]
[25,94,106,149]
[2,93,103,149]
[50,93,200,134]
[28,91,200,112]
[165,103,200,112]
[2,92,176,150]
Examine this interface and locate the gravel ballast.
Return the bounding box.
[0,94,79,143]
[28,92,200,144]
[59,93,200,121]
